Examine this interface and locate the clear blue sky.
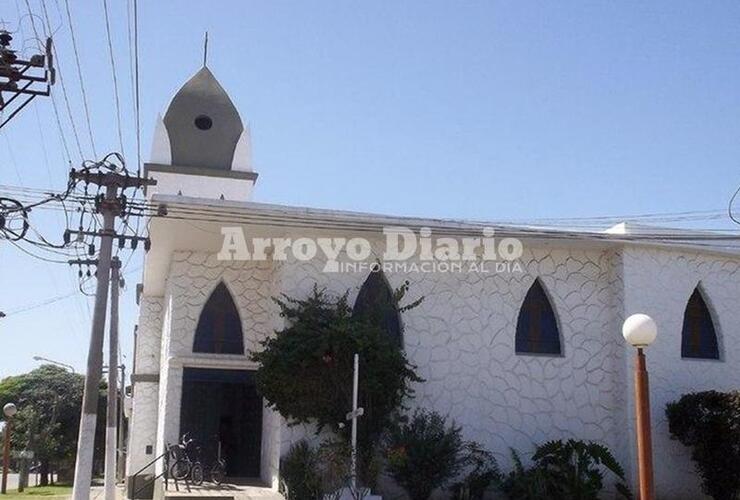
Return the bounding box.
[2,0,740,377]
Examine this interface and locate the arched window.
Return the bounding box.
[515,279,561,355]
[681,287,719,359]
[353,269,403,348]
[193,282,244,354]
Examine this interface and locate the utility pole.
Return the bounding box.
[0,31,55,129]
[68,168,155,500]
[117,363,126,483]
[104,257,120,500]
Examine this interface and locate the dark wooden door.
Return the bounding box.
[180,368,262,478]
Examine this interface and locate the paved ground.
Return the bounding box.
[2,475,282,500]
[164,479,283,499]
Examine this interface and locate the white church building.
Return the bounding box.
[126,64,740,499]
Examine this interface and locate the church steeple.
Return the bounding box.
[146,63,258,201]
[163,66,245,170]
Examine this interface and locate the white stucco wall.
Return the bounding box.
[272,242,629,497]
[622,246,740,499]
[127,297,164,477]
[128,235,740,498]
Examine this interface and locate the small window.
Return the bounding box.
[353,268,403,348]
[193,282,244,354]
[194,115,213,130]
[515,279,561,355]
[681,287,719,359]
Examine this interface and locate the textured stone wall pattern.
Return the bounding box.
[130,238,740,499]
[127,296,163,475]
[275,244,627,488]
[622,247,740,499]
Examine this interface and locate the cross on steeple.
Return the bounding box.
[203,31,209,67]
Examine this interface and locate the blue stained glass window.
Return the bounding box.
[681,288,719,360]
[515,279,561,355]
[353,269,403,348]
[193,282,245,354]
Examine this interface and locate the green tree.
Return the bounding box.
[252,284,422,487]
[0,365,107,485]
[666,391,740,500]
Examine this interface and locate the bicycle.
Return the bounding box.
[169,433,205,486]
[209,457,226,485]
[206,440,227,485]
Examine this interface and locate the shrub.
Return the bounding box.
[499,449,552,499]
[666,390,740,500]
[280,440,322,500]
[252,284,422,486]
[451,442,502,500]
[384,409,495,500]
[252,285,422,445]
[500,440,631,500]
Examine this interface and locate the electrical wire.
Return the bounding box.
[38,0,85,162]
[19,0,72,164]
[102,0,126,156]
[62,0,97,158]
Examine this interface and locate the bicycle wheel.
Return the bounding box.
[170,459,190,481]
[191,463,204,485]
[210,463,225,485]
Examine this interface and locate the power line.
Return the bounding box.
[19,0,71,163]
[62,0,97,158]
[37,0,85,161]
[133,0,141,176]
[101,0,125,156]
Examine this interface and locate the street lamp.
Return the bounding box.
[2,402,18,494]
[623,314,657,500]
[32,356,76,373]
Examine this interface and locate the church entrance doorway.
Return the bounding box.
[180,368,263,479]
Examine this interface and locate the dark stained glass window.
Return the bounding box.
[515,279,561,355]
[193,282,244,354]
[681,287,719,359]
[353,269,403,348]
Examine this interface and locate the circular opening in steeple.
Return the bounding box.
[194,115,213,130]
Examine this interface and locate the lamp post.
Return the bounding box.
[32,356,76,373]
[2,403,18,494]
[622,314,657,500]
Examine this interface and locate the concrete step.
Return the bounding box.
[163,484,284,500]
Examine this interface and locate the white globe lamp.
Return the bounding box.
[623,314,657,348]
[2,403,16,418]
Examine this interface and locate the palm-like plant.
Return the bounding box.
[501,439,632,500]
[533,439,631,499]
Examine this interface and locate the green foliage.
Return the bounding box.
[500,440,631,500]
[666,390,740,500]
[0,365,105,482]
[499,449,552,499]
[251,284,422,449]
[280,440,322,500]
[451,442,502,500]
[384,409,493,500]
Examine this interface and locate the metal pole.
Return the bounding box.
[104,258,120,500]
[1,417,11,494]
[350,353,359,492]
[635,348,655,500]
[72,184,117,500]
